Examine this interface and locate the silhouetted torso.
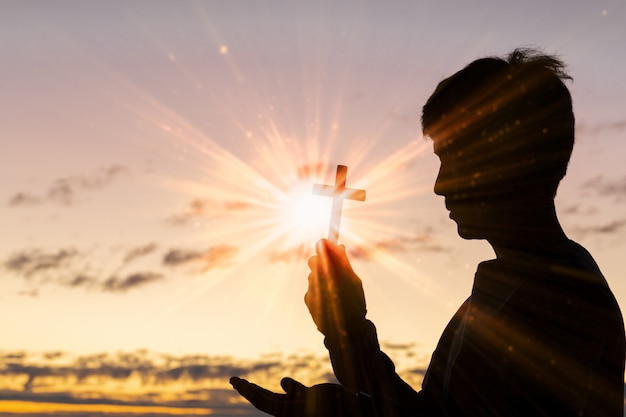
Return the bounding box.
[419,240,624,416]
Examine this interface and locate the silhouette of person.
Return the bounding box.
[231,48,626,416]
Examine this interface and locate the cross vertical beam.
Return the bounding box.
[312,165,366,244]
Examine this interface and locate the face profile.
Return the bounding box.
[432,131,520,241]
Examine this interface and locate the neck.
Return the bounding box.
[488,198,569,261]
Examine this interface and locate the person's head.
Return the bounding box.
[421,48,574,240]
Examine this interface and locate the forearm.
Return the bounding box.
[324,319,421,413]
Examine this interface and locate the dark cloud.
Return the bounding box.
[163,245,238,271]
[4,248,78,278]
[102,272,164,293]
[0,350,327,387]
[7,164,128,207]
[163,249,203,266]
[0,348,431,415]
[381,342,417,351]
[43,351,65,360]
[3,245,171,294]
[168,198,251,225]
[123,243,158,263]
[0,349,334,412]
[63,274,99,289]
[2,352,26,360]
[407,367,428,376]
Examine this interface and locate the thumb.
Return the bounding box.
[280,377,307,396]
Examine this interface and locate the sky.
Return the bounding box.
[1,0,626,415]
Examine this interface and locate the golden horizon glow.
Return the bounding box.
[0,400,212,415]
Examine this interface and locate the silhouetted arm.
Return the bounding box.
[306,240,426,416]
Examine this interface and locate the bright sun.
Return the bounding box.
[280,181,332,247]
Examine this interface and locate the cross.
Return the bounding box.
[312,165,366,244]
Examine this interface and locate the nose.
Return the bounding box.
[434,166,444,196]
[434,163,453,197]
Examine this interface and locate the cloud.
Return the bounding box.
[3,247,167,294]
[163,245,238,271]
[4,248,79,278]
[102,272,164,293]
[0,347,429,415]
[581,176,626,199]
[6,192,41,206]
[17,289,39,297]
[64,274,99,289]
[381,342,417,351]
[0,349,336,412]
[167,198,251,225]
[0,350,327,388]
[347,234,446,261]
[123,243,159,263]
[577,119,626,136]
[163,249,204,266]
[571,220,626,236]
[4,243,241,295]
[6,164,128,207]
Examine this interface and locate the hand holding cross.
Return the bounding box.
[312,165,366,244]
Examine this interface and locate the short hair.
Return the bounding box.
[421,48,575,197]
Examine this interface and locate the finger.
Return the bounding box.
[307,255,317,271]
[230,377,285,415]
[315,239,335,257]
[280,377,308,396]
[316,239,348,264]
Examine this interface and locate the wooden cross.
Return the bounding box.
[312,165,366,244]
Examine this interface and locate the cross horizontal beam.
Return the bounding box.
[312,165,366,244]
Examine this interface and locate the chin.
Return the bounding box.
[456,223,487,240]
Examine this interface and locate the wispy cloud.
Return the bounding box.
[571,220,626,236]
[3,247,167,295]
[577,119,626,136]
[167,198,251,225]
[123,243,159,264]
[367,233,447,256]
[7,192,41,206]
[581,176,626,199]
[6,164,128,207]
[162,245,238,271]
[102,272,164,293]
[4,242,241,296]
[63,274,99,289]
[4,248,79,278]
